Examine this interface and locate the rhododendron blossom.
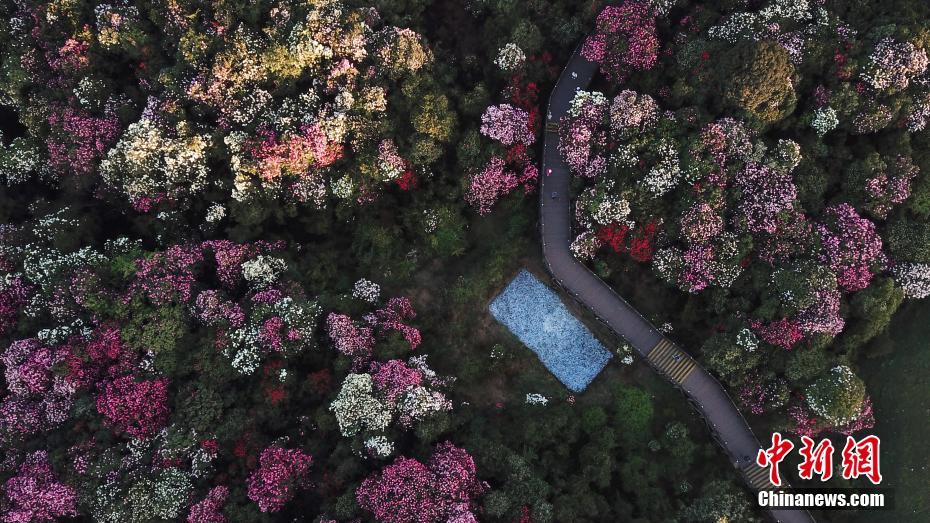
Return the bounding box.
[582,2,659,83]
[356,442,486,523]
[479,104,535,146]
[862,38,928,91]
[892,262,930,299]
[466,157,520,215]
[3,451,78,523]
[733,163,798,234]
[187,486,229,523]
[751,318,805,350]
[96,375,169,438]
[246,447,313,513]
[817,204,883,292]
[680,203,723,244]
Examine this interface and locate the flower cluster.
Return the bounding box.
[1,338,76,438]
[480,104,535,146]
[352,278,382,303]
[466,157,529,215]
[581,2,659,83]
[810,106,839,137]
[817,204,883,292]
[892,262,930,299]
[861,38,928,91]
[330,357,451,441]
[751,318,805,350]
[733,163,799,234]
[559,91,609,177]
[187,486,229,523]
[863,156,918,219]
[610,90,659,138]
[495,43,526,71]
[3,451,78,522]
[99,117,211,213]
[95,375,170,439]
[246,446,313,513]
[356,442,486,523]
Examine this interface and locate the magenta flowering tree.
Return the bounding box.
[187,486,229,523]
[479,104,535,146]
[126,244,205,306]
[0,275,30,337]
[95,375,170,438]
[46,103,121,177]
[816,204,883,292]
[680,244,716,293]
[366,296,422,349]
[581,2,659,83]
[356,442,486,523]
[2,451,78,523]
[246,446,313,513]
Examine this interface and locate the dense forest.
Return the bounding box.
[1,0,927,521]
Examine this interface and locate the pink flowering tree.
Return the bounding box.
[327,295,421,365]
[3,451,78,523]
[46,104,121,177]
[0,275,30,337]
[750,318,805,350]
[1,339,76,438]
[817,204,883,292]
[95,375,170,438]
[366,296,422,349]
[479,104,535,146]
[246,446,313,513]
[466,157,520,215]
[330,357,452,446]
[863,155,919,219]
[356,442,486,523]
[187,486,229,523]
[680,203,723,244]
[581,2,659,83]
[733,163,799,234]
[558,91,610,178]
[327,313,376,363]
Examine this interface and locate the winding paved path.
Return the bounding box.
[538,44,815,523]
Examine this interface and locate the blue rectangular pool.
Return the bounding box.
[489,270,613,392]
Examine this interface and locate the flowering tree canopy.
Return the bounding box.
[356,442,486,523]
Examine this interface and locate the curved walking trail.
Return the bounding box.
[539,45,815,523]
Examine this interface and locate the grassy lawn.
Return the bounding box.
[854,301,930,522]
